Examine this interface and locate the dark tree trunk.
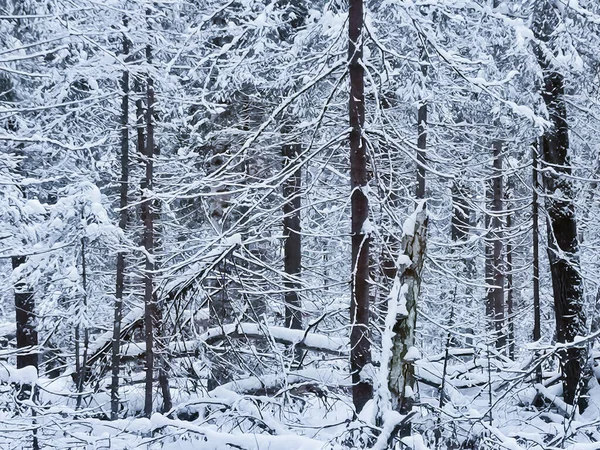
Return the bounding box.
[416,60,427,200]
[142,41,155,417]
[485,184,494,328]
[349,0,372,413]
[505,190,514,360]
[111,27,130,420]
[492,141,505,352]
[532,1,588,408]
[75,237,89,410]
[282,139,302,331]
[532,142,542,383]
[542,127,586,407]
[416,110,426,197]
[12,256,38,370]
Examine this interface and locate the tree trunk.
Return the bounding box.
[388,206,427,418]
[76,237,89,409]
[111,27,130,420]
[142,42,155,417]
[12,256,38,370]
[416,55,427,200]
[282,138,302,332]
[387,61,429,435]
[533,1,588,408]
[531,142,543,383]
[349,0,372,413]
[492,141,505,352]
[506,190,514,360]
[485,181,494,330]
[532,142,541,352]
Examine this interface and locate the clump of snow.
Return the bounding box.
[23,199,46,215]
[0,365,38,385]
[404,346,421,362]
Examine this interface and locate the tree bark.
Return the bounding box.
[533,1,588,408]
[111,26,130,420]
[388,207,427,419]
[12,256,38,370]
[349,0,372,413]
[532,142,542,383]
[387,56,429,436]
[142,41,155,418]
[416,54,427,200]
[282,138,302,331]
[506,190,514,360]
[492,141,505,352]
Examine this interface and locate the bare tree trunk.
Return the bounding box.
[416,55,427,200]
[76,237,89,409]
[532,143,541,345]
[485,183,494,330]
[506,190,514,360]
[142,41,155,417]
[387,60,429,436]
[532,143,542,384]
[492,141,505,352]
[282,137,302,332]
[111,26,130,420]
[349,0,372,413]
[533,1,588,409]
[12,256,38,370]
[388,207,427,419]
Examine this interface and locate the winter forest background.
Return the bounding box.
[1,0,600,448]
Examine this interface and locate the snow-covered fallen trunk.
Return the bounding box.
[121,323,348,359]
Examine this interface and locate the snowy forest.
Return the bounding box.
[1,0,600,448]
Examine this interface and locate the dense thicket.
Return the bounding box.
[1,0,600,449]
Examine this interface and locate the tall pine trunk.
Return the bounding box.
[12,256,38,370]
[282,137,302,332]
[142,40,155,417]
[533,1,588,408]
[505,188,514,360]
[111,27,130,420]
[532,143,542,360]
[349,0,372,413]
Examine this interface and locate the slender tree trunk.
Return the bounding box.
[142,40,155,417]
[388,206,427,418]
[416,56,427,200]
[532,143,542,358]
[282,137,302,331]
[485,183,494,329]
[452,180,475,346]
[492,141,505,352]
[506,191,514,360]
[387,59,429,436]
[111,27,130,420]
[12,256,38,370]
[76,237,89,409]
[349,0,372,413]
[533,1,588,408]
